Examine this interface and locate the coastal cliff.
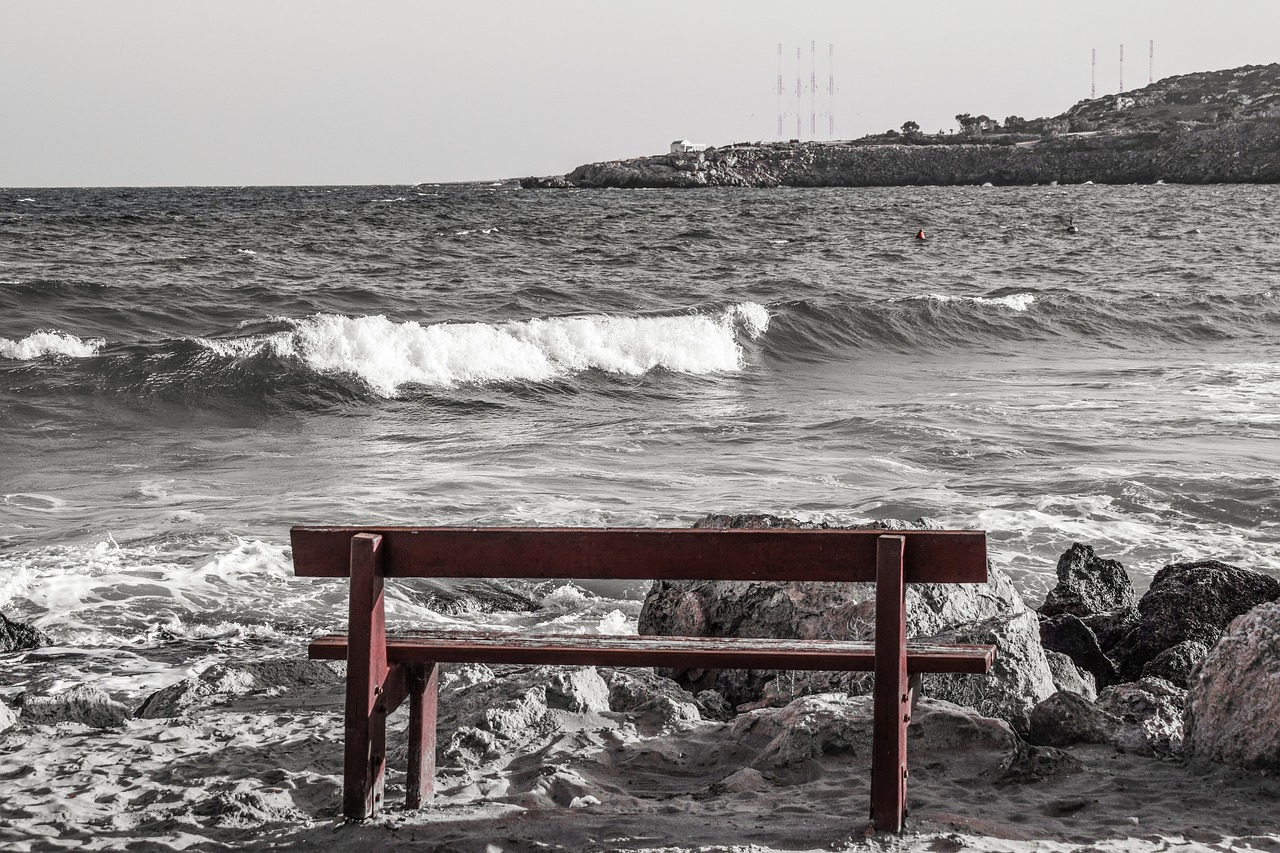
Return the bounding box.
[522,64,1280,188]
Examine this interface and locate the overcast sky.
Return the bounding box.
[3,0,1276,186]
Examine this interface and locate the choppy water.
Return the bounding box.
[1,183,1277,700]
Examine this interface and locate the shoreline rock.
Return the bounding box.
[1,612,51,653]
[522,120,1280,190]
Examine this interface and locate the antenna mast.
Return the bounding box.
[828,43,835,138]
[1119,44,1125,92]
[809,41,817,138]
[1149,40,1154,84]
[795,46,802,139]
[776,43,783,137]
[1091,48,1096,98]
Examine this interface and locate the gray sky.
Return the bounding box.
[3,0,1276,186]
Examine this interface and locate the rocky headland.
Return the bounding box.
[521,64,1280,189]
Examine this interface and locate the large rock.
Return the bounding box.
[1027,690,1118,747]
[18,685,131,728]
[1043,650,1097,701]
[1039,613,1119,687]
[921,610,1057,737]
[1095,677,1186,757]
[137,658,342,719]
[1185,601,1280,769]
[741,609,1060,737]
[729,693,1078,786]
[1028,678,1186,758]
[1140,639,1209,688]
[433,664,650,771]
[0,612,50,653]
[639,514,1028,709]
[1108,560,1280,681]
[1081,606,1140,653]
[402,578,538,616]
[1040,543,1135,618]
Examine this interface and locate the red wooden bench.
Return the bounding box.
[291,526,995,833]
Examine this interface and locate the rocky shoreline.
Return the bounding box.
[3,515,1280,850]
[520,119,1280,190]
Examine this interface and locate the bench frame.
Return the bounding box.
[292,525,994,833]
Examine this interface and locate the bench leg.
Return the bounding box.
[871,534,909,833]
[406,662,439,810]
[344,532,389,820]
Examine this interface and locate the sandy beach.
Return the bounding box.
[3,654,1278,853]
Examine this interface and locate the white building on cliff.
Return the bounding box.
[670,139,709,153]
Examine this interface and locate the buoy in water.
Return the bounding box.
[915,229,926,240]
[1065,215,1078,234]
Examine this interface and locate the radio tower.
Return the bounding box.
[809,41,817,138]
[776,44,783,137]
[828,44,835,137]
[1119,44,1125,92]
[1149,40,1154,84]
[795,46,802,139]
[1091,48,1096,98]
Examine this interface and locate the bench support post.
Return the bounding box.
[406,663,439,809]
[871,534,909,833]
[343,532,389,820]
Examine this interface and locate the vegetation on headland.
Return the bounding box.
[522,64,1280,188]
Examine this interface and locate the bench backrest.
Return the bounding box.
[290,526,987,584]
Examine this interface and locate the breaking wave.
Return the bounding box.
[0,330,103,360]
[198,304,769,397]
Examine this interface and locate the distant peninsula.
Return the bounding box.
[521,64,1280,189]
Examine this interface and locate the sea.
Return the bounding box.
[1,182,1277,703]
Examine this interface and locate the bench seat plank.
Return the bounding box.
[308,629,995,674]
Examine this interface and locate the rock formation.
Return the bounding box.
[137,658,342,719]
[520,65,1280,189]
[1106,560,1280,682]
[1040,543,1135,619]
[1184,601,1280,770]
[0,612,50,653]
[16,685,131,728]
[639,514,1054,735]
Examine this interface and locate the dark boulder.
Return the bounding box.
[404,578,539,617]
[1027,690,1117,747]
[690,512,834,530]
[0,612,50,653]
[1039,613,1120,687]
[1039,543,1135,618]
[1140,639,1209,688]
[1109,560,1280,682]
[1080,606,1140,652]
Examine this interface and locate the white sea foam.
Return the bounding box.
[197,333,294,359]
[1181,362,1280,425]
[0,330,103,360]
[918,293,1036,312]
[201,305,770,397]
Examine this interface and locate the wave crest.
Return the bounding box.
[201,305,769,397]
[1,330,104,360]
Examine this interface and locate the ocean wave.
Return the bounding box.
[0,330,104,360]
[915,293,1036,312]
[759,288,1280,363]
[199,304,769,397]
